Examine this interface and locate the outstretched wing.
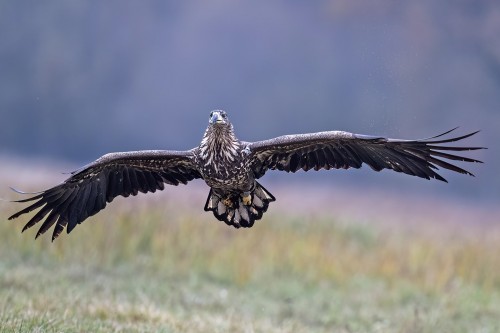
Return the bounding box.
[247,128,484,181]
[9,150,201,240]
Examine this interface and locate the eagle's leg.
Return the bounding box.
[241,192,252,206]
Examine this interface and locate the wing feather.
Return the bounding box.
[9,150,201,240]
[247,129,484,181]
[121,167,132,197]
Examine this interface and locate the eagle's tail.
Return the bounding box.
[204,181,276,228]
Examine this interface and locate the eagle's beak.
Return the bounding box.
[209,112,224,125]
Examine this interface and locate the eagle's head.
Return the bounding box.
[200,110,238,159]
[208,110,229,127]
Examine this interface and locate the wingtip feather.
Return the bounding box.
[9,186,44,195]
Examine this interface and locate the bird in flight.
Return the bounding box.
[9,110,483,241]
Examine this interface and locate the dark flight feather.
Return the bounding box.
[247,128,483,182]
[9,150,201,241]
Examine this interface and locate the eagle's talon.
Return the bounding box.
[222,197,234,208]
[242,193,252,206]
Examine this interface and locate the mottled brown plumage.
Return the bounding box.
[9,110,484,240]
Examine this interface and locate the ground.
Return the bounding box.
[0,160,499,332]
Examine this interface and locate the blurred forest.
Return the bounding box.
[0,1,497,202]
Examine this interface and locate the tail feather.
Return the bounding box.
[204,182,275,228]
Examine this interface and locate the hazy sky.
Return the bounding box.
[0,1,497,201]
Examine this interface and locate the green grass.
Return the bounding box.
[1,190,500,332]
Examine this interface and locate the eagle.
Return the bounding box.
[9,110,483,241]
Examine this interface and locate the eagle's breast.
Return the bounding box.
[196,127,253,191]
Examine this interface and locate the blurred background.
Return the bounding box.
[1,2,499,331]
[0,0,496,203]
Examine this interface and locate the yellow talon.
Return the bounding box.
[222,197,233,207]
[242,194,252,206]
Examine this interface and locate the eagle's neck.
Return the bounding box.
[199,124,240,162]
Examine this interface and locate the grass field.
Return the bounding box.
[0,161,499,332]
